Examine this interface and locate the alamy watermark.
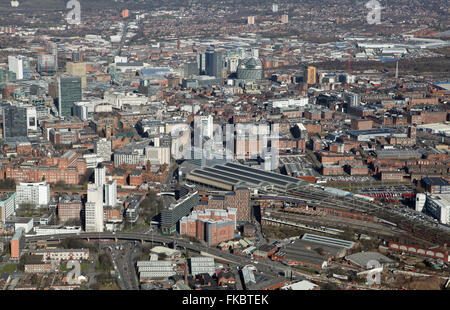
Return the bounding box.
[66,0,81,25]
[171,118,280,171]
[365,0,382,25]
[366,260,382,286]
[66,260,81,284]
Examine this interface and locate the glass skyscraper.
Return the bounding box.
[58,76,82,117]
[2,106,28,138]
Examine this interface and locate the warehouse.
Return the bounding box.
[137,260,176,282]
[348,128,393,141]
[272,240,328,269]
[375,149,422,160]
[345,251,397,269]
[189,256,216,276]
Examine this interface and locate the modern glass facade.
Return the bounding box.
[58,76,82,117]
[2,106,28,138]
[161,191,199,234]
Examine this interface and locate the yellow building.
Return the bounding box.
[66,62,87,88]
[306,66,317,84]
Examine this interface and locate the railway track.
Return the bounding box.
[258,185,450,246]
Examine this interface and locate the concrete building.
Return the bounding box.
[95,138,112,162]
[161,191,199,234]
[0,192,16,223]
[8,55,24,80]
[104,180,117,207]
[15,182,50,208]
[85,183,104,232]
[416,193,426,212]
[94,164,106,188]
[66,62,87,88]
[12,217,34,234]
[424,194,450,225]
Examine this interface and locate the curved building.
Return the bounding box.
[237,57,264,81]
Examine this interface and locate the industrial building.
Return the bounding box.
[345,252,396,269]
[137,260,176,282]
[348,128,393,141]
[189,256,215,276]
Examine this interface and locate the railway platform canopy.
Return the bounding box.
[186,162,307,191]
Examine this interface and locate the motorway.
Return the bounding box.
[24,231,343,288]
[107,241,140,290]
[25,229,388,290]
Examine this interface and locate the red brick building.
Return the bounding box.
[180,209,237,246]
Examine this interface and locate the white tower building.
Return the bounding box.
[85,183,104,232]
[94,164,106,188]
[8,56,24,80]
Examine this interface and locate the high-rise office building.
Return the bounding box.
[197,53,206,75]
[94,163,106,188]
[281,14,289,23]
[104,180,117,207]
[85,183,104,232]
[0,69,16,83]
[37,54,57,76]
[2,106,28,138]
[194,115,214,139]
[49,42,58,70]
[184,62,199,78]
[72,52,82,62]
[305,66,317,84]
[212,50,225,78]
[248,16,255,25]
[66,62,87,88]
[8,56,24,80]
[57,75,82,117]
[205,46,215,76]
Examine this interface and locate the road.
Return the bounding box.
[25,231,387,289]
[106,242,139,290]
[26,231,304,283]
